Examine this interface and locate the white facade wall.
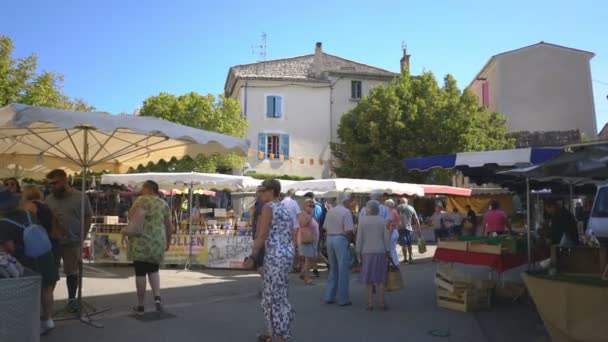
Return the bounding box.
[231,77,392,178]
[471,44,597,137]
[329,77,389,141]
[233,80,332,178]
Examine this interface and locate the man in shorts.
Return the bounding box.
[397,198,421,263]
[45,169,92,312]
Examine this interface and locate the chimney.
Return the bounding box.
[400,46,411,75]
[310,42,325,79]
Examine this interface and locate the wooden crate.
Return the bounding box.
[437,240,469,251]
[551,246,601,276]
[436,288,490,312]
[435,267,471,293]
[467,241,503,255]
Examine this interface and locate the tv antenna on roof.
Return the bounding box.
[251,33,267,61]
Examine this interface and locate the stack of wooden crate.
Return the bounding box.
[434,267,493,312]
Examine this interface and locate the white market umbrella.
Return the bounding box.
[0,104,250,323]
[0,163,74,180]
[285,178,424,197]
[101,172,260,191]
[0,104,249,173]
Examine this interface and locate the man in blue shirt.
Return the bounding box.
[358,193,391,223]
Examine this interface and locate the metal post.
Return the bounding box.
[526,177,532,269]
[569,182,574,214]
[184,182,195,270]
[78,129,88,304]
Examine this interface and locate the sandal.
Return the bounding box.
[256,333,271,342]
[304,276,314,285]
[379,304,389,311]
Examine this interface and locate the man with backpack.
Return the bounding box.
[45,169,93,313]
[304,192,326,277]
[0,186,58,334]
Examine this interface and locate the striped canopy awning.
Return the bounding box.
[403,147,561,172]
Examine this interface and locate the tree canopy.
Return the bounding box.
[331,71,514,183]
[0,35,94,111]
[137,92,248,173]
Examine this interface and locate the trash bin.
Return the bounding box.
[0,272,41,342]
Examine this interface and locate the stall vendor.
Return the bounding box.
[544,198,579,246]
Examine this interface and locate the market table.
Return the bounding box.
[90,226,253,269]
[433,247,550,273]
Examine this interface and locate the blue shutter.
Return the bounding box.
[266,96,274,118]
[280,134,289,159]
[275,96,283,118]
[258,133,267,157]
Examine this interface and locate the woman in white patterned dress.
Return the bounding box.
[244,179,295,342]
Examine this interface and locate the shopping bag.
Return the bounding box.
[386,264,403,291]
[418,238,427,254]
[122,208,146,237]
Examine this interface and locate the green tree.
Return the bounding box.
[138,92,248,173]
[0,35,95,110]
[331,71,514,183]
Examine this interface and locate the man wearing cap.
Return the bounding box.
[323,192,355,306]
[44,169,92,312]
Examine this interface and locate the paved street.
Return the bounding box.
[46,248,549,342]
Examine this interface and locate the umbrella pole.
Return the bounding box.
[185,182,195,270]
[526,177,532,269]
[65,128,109,327]
[569,182,574,214]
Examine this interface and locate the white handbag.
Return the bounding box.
[122,208,147,237]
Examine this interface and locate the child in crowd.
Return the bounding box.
[0,238,24,278]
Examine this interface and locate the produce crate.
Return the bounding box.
[467,241,503,255]
[435,267,471,293]
[437,240,469,252]
[436,288,491,312]
[551,246,601,276]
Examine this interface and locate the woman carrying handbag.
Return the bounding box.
[124,181,172,316]
[356,200,391,311]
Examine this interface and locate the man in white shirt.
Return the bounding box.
[281,189,301,230]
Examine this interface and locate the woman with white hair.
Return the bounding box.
[384,199,400,266]
[356,200,391,310]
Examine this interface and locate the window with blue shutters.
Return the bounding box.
[258,133,267,156]
[257,132,289,160]
[265,95,283,118]
[280,134,290,159]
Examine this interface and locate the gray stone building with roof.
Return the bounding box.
[225,42,402,178]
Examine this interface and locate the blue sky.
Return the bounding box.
[3,0,608,130]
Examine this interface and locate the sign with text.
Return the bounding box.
[206,235,253,269]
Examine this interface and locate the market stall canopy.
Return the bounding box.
[284,178,424,197]
[0,163,74,180]
[494,143,608,194]
[533,141,608,181]
[420,184,472,197]
[0,104,250,173]
[403,147,561,185]
[101,172,260,191]
[159,189,216,196]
